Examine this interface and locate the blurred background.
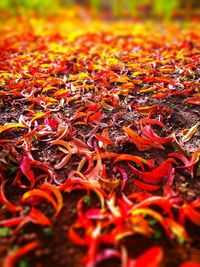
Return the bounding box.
[0,0,199,19]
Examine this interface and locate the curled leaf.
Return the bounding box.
[182,122,200,143]
[0,123,28,134]
[4,241,40,267]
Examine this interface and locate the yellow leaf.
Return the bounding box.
[0,123,28,134]
[182,122,200,143]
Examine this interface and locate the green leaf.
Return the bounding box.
[83,195,91,205]
[154,230,162,239]
[12,245,19,252]
[0,227,10,237]
[43,227,53,236]
[148,218,157,226]
[10,165,18,173]
[197,160,200,170]
[19,258,30,267]
[178,236,185,245]
[181,182,188,189]
[33,133,39,140]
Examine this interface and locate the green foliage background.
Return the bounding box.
[0,0,191,18]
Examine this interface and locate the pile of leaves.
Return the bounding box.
[0,15,200,267]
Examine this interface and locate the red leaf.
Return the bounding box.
[0,217,27,227]
[94,133,113,146]
[88,110,104,124]
[95,249,120,266]
[169,152,199,177]
[69,223,88,246]
[20,152,35,188]
[184,97,200,105]
[4,241,40,267]
[134,246,163,267]
[29,208,52,226]
[128,159,175,184]
[180,261,200,267]
[182,205,200,227]
[139,118,165,128]
[44,114,60,130]
[134,179,161,191]
[141,125,173,145]
[123,126,172,151]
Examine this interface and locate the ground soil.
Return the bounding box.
[0,94,199,267]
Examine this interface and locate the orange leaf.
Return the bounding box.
[22,189,58,217]
[40,183,63,218]
[0,181,22,212]
[0,123,28,134]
